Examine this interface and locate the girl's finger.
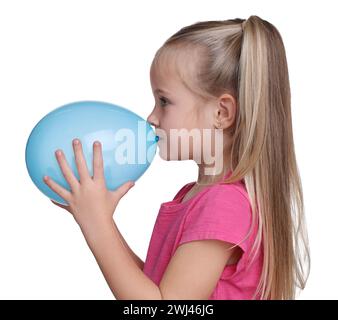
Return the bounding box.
[93,141,105,181]
[43,176,72,203]
[55,149,79,191]
[113,181,135,201]
[72,139,91,183]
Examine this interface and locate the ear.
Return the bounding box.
[213,93,237,129]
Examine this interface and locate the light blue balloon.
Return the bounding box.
[25,100,158,205]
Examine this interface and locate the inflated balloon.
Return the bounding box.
[25,101,158,205]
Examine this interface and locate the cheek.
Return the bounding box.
[156,108,208,161]
[170,130,204,161]
[167,107,195,129]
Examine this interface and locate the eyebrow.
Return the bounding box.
[154,88,171,95]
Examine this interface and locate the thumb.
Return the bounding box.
[50,199,73,214]
[114,181,135,200]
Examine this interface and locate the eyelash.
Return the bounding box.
[159,96,169,107]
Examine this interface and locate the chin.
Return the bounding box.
[160,151,192,162]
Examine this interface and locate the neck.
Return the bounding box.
[196,166,230,185]
[196,152,231,185]
[195,135,232,185]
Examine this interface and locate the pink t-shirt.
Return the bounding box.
[143,170,264,300]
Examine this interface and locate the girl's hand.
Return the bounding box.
[43,138,135,229]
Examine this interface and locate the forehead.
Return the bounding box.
[150,44,202,93]
[150,51,181,93]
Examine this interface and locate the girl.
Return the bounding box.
[44,15,310,300]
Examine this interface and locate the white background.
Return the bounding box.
[0,0,337,299]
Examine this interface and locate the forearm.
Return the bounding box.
[112,221,144,271]
[80,220,162,300]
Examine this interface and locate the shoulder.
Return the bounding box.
[179,181,254,252]
[198,182,251,213]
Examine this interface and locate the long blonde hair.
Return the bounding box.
[151,15,310,299]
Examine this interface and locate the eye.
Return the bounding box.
[159,96,169,107]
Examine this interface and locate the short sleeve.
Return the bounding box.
[178,184,253,253]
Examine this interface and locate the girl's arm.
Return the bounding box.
[112,221,145,271]
[80,219,162,300]
[44,140,155,299]
[83,218,236,300]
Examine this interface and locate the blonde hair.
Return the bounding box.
[151,15,310,299]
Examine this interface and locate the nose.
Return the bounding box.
[147,109,159,129]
